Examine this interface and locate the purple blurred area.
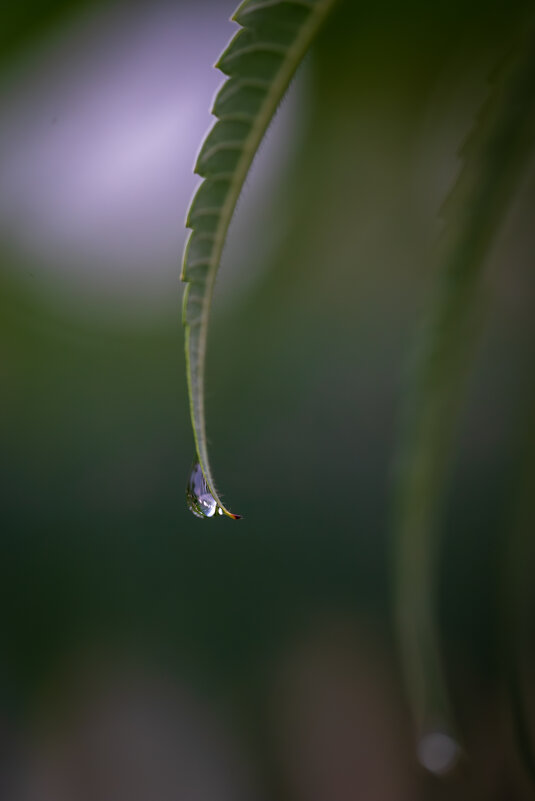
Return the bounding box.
[0,0,302,320]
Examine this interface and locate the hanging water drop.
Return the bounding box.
[186,460,242,520]
[417,730,460,775]
[186,462,219,519]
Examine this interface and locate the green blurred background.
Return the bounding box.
[2,0,535,798]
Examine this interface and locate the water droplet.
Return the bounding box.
[186,462,219,519]
[417,731,460,775]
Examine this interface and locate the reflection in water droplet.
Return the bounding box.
[417,731,460,775]
[186,462,219,519]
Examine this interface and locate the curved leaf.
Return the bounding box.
[393,21,535,762]
[502,398,535,784]
[181,0,336,518]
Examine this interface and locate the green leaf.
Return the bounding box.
[502,400,535,785]
[181,0,337,518]
[393,22,535,758]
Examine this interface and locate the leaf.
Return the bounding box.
[393,21,535,758]
[181,0,337,518]
[502,401,535,785]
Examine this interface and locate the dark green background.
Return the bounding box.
[2,1,535,798]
